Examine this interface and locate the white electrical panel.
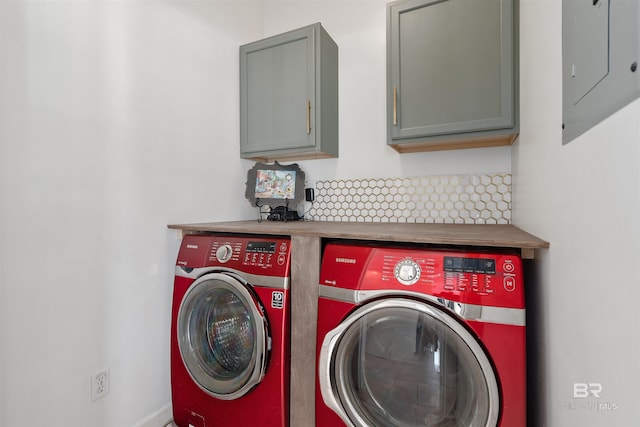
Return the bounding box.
[562,0,640,144]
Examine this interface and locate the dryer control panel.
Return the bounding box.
[321,243,523,309]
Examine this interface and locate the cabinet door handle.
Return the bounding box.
[306,100,312,134]
[393,86,398,126]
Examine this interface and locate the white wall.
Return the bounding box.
[3,1,637,427]
[514,1,640,426]
[0,1,262,426]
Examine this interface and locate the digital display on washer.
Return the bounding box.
[443,256,496,274]
[246,241,277,253]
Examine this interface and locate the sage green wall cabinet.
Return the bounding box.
[387,0,518,152]
[240,23,338,161]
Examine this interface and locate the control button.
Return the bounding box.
[462,258,477,273]
[444,257,454,271]
[444,256,465,272]
[394,259,421,286]
[479,259,496,275]
[504,276,516,292]
[503,260,515,273]
[215,244,234,263]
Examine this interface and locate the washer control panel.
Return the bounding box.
[210,239,288,270]
[177,234,290,277]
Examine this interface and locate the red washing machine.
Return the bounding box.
[171,234,290,427]
[316,243,526,427]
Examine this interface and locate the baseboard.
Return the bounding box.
[133,404,173,427]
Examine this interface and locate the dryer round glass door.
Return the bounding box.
[319,298,499,427]
[177,272,269,400]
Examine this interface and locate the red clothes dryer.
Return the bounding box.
[316,242,526,427]
[171,234,290,427]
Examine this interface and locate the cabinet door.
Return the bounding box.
[388,0,517,150]
[240,27,316,158]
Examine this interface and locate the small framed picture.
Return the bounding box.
[245,161,305,209]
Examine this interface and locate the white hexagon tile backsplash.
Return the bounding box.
[305,174,511,224]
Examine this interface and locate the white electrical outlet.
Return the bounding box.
[91,368,110,401]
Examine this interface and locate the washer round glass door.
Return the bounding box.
[177,272,269,400]
[319,298,499,427]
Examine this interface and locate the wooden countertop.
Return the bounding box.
[168,220,549,258]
